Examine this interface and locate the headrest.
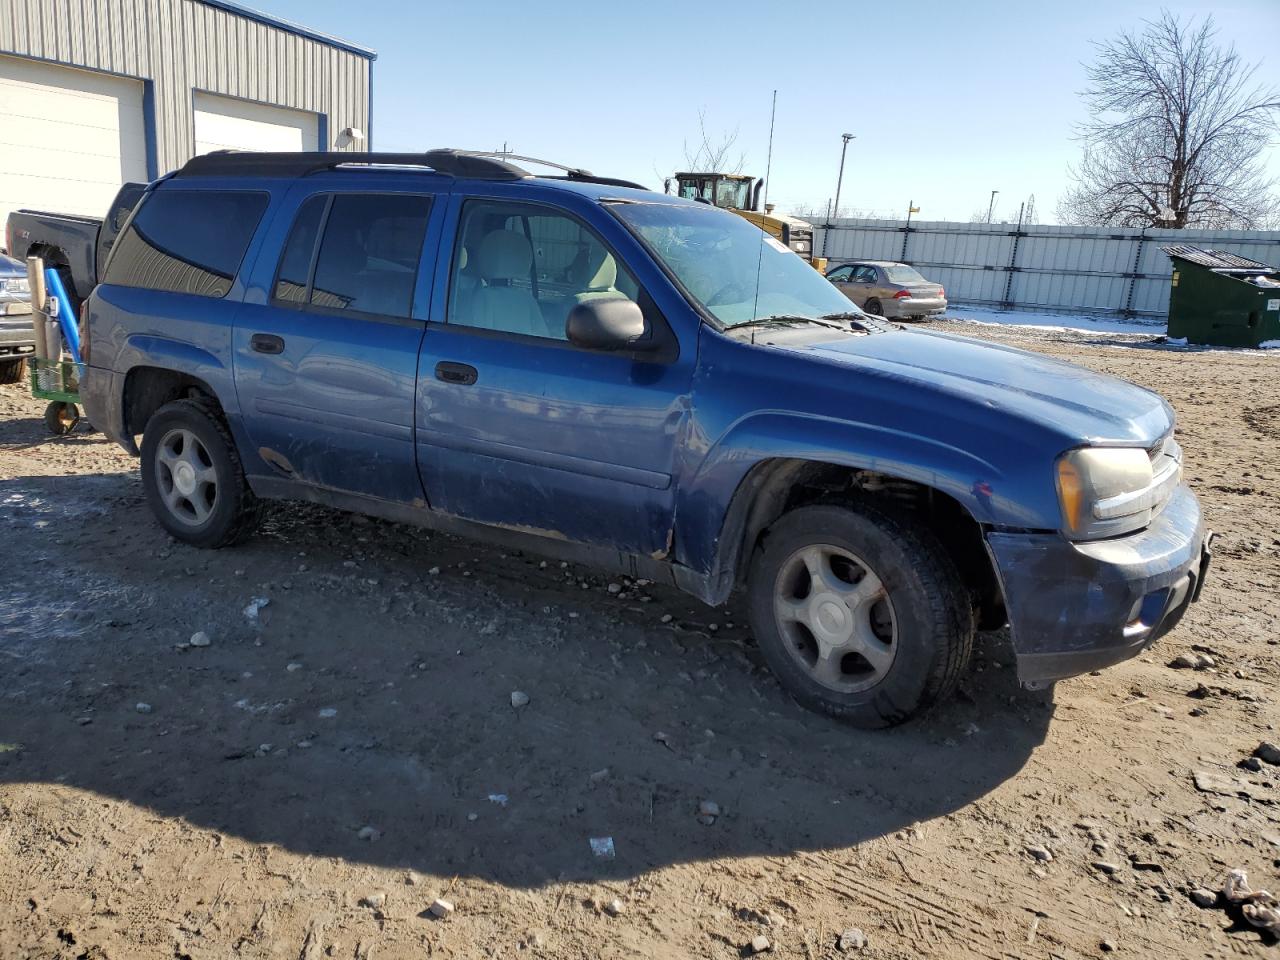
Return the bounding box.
[459,246,469,271]
[476,230,532,281]
[585,246,617,291]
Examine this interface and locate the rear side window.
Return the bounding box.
[273,193,432,319]
[105,190,268,298]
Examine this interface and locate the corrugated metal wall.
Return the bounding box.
[0,0,371,175]
[813,219,1280,320]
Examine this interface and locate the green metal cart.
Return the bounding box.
[29,356,85,435]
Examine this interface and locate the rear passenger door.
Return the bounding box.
[233,184,441,501]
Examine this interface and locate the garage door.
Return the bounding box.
[193,93,319,155]
[0,55,147,235]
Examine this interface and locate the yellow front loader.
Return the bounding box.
[665,172,826,272]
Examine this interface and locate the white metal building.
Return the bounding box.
[0,0,374,230]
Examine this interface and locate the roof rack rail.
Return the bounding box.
[173,149,529,180]
[171,148,648,190]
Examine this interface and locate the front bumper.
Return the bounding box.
[884,297,947,319]
[987,484,1210,684]
[0,319,36,358]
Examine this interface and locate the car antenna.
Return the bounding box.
[750,90,777,346]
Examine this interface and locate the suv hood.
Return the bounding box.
[791,327,1171,445]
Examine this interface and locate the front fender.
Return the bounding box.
[674,411,1055,596]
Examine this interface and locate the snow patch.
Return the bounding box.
[942,306,1164,336]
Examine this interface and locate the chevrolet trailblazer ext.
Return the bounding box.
[76,149,1211,728]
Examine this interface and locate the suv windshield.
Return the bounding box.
[611,202,854,327]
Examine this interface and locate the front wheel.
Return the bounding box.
[746,504,974,728]
[140,397,261,548]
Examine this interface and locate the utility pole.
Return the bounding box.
[822,133,855,257]
[986,189,999,224]
[901,200,919,261]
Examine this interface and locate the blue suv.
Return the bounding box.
[80,149,1212,727]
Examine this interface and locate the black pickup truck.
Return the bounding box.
[4,182,147,315]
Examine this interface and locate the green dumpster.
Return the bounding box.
[1162,245,1280,348]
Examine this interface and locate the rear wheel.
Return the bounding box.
[864,298,884,316]
[140,397,261,548]
[746,503,974,728]
[0,357,26,385]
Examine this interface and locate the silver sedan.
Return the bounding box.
[826,260,946,320]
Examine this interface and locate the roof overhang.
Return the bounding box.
[195,0,377,59]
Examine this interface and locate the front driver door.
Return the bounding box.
[414,195,692,557]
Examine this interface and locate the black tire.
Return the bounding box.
[44,401,79,435]
[0,357,26,385]
[140,397,261,548]
[746,503,974,728]
[864,299,884,316]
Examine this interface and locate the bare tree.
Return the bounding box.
[1058,12,1280,229]
[681,109,747,173]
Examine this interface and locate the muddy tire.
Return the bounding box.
[746,503,974,728]
[140,397,261,548]
[0,357,26,385]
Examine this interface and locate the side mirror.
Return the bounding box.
[566,297,651,351]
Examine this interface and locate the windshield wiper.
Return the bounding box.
[820,310,897,332]
[726,314,851,332]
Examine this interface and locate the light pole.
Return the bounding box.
[823,133,855,256]
[986,189,999,224]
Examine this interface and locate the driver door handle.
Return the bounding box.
[435,361,478,385]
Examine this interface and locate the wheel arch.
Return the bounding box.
[122,365,222,443]
[676,415,1012,620]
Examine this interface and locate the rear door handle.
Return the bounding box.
[250,333,285,355]
[435,361,477,385]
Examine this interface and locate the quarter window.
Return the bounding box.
[105,190,268,298]
[448,200,640,341]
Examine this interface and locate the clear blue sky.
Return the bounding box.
[258,0,1277,224]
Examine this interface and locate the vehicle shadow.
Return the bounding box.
[0,471,1051,888]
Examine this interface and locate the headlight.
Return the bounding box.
[1056,446,1179,540]
[0,277,29,295]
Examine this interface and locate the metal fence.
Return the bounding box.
[809,218,1280,321]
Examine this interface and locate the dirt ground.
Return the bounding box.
[1,321,1277,960]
